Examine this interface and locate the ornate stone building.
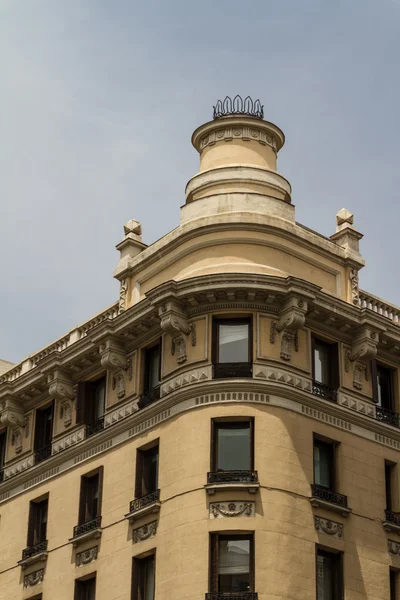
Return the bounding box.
[0,96,399,600]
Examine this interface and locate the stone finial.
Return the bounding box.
[123,220,142,240]
[336,208,354,230]
[330,208,363,254]
[114,219,147,281]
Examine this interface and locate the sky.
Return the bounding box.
[1,0,400,363]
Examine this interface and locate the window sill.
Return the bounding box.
[383,521,400,534]
[18,551,48,570]
[69,527,102,548]
[125,501,161,524]
[309,497,352,517]
[205,482,260,496]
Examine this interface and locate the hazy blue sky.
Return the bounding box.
[1,0,400,363]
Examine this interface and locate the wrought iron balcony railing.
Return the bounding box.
[207,470,259,485]
[73,515,102,538]
[34,444,52,464]
[312,381,338,402]
[311,484,348,508]
[129,489,160,514]
[213,95,264,120]
[385,509,400,526]
[213,362,252,379]
[21,540,48,560]
[376,406,400,428]
[206,593,258,600]
[138,385,161,409]
[86,416,105,438]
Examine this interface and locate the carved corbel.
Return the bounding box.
[270,296,308,361]
[0,396,27,428]
[159,301,196,365]
[344,326,379,390]
[99,338,131,374]
[47,368,75,401]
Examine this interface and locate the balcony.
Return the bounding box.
[312,381,338,402]
[383,509,400,534]
[86,416,105,438]
[34,444,52,465]
[70,516,102,547]
[205,470,259,495]
[205,594,258,600]
[376,406,400,428]
[138,386,161,410]
[19,540,48,569]
[213,362,252,379]
[126,489,161,523]
[310,484,351,517]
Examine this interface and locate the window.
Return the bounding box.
[212,420,253,473]
[209,534,254,593]
[135,442,159,499]
[212,318,252,378]
[27,497,48,548]
[132,553,156,600]
[316,549,343,600]
[34,403,54,462]
[372,362,394,410]
[79,468,103,525]
[390,569,398,600]
[314,437,335,490]
[385,461,396,512]
[74,575,96,600]
[76,377,106,435]
[0,430,6,480]
[144,343,161,393]
[312,337,339,394]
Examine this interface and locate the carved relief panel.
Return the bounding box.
[107,351,137,409]
[163,316,207,378]
[258,315,310,372]
[6,409,32,462]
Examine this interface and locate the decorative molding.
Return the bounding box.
[52,426,85,455]
[210,501,255,518]
[59,399,72,428]
[104,398,139,427]
[349,269,360,305]
[76,546,99,567]
[74,439,112,465]
[11,426,22,453]
[23,568,44,587]
[99,337,131,372]
[199,124,277,152]
[302,405,351,431]
[24,466,60,490]
[0,396,27,428]
[195,391,269,406]
[338,393,375,418]
[128,409,171,438]
[47,368,75,401]
[132,520,158,543]
[388,539,400,556]
[112,370,126,399]
[4,453,34,479]
[253,364,312,392]
[314,515,344,539]
[374,433,400,450]
[161,365,212,396]
[344,326,379,390]
[158,300,196,365]
[119,278,128,313]
[270,295,308,361]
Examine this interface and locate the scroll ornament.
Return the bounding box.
[210,502,254,518]
[270,296,308,361]
[345,327,379,390]
[159,301,196,365]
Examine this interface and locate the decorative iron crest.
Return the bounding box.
[213,95,264,120]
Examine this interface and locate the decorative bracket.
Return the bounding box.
[0,396,27,428]
[344,326,379,390]
[159,300,196,365]
[99,337,131,374]
[270,295,308,361]
[47,368,75,401]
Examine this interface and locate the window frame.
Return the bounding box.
[74,574,97,600]
[27,496,49,548]
[211,418,254,473]
[209,532,255,594]
[315,547,343,600]
[372,360,395,410]
[390,568,398,600]
[313,435,336,491]
[311,336,339,390]
[76,376,107,427]
[0,429,6,472]
[78,467,104,526]
[135,440,159,500]
[34,402,54,452]
[131,551,156,600]
[212,317,253,378]
[143,340,162,393]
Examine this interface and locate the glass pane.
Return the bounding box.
[219,538,250,592]
[377,367,392,409]
[314,443,332,489]
[219,324,249,363]
[217,425,250,471]
[147,346,160,390]
[314,344,329,385]
[144,556,155,600]
[317,552,337,600]
[94,380,105,418]
[143,447,158,494]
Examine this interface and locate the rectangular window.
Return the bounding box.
[79,468,103,525]
[390,569,398,600]
[312,337,339,390]
[74,575,96,600]
[210,533,254,593]
[212,420,253,472]
[27,497,48,547]
[34,403,54,461]
[372,362,394,410]
[385,461,396,512]
[76,377,106,434]
[212,318,252,378]
[132,554,156,600]
[314,438,335,490]
[0,430,6,479]
[135,443,159,499]
[144,343,161,392]
[316,549,343,600]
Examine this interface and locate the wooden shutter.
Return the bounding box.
[74,580,81,600]
[34,410,44,451]
[27,502,35,546]
[97,466,104,517]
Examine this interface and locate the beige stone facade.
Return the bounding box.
[1,97,400,599]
